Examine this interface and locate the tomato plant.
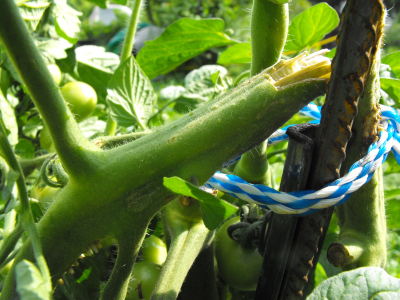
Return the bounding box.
[0,0,399,299]
[214,216,263,291]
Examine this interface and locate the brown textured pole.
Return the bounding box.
[278,0,385,298]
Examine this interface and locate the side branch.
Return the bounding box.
[0,0,100,179]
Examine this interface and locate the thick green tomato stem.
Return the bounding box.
[0,56,328,298]
[18,153,53,177]
[93,131,151,149]
[177,242,219,300]
[0,0,100,180]
[0,122,52,296]
[250,0,289,76]
[150,226,213,300]
[100,235,146,300]
[236,0,289,186]
[150,199,213,300]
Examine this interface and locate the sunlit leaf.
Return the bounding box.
[53,0,82,44]
[285,3,339,52]
[15,0,51,32]
[307,267,400,299]
[15,260,49,300]
[107,56,156,128]
[163,177,238,230]
[184,65,229,100]
[382,51,400,79]
[35,38,72,64]
[218,43,251,65]
[381,78,400,104]
[137,18,236,79]
[0,91,18,147]
[386,199,400,229]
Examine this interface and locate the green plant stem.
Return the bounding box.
[100,233,146,300]
[177,241,219,300]
[0,223,24,268]
[105,0,144,135]
[266,148,287,159]
[104,115,117,136]
[93,131,151,149]
[233,70,250,86]
[0,246,22,270]
[151,222,213,300]
[234,0,289,186]
[0,0,99,180]
[0,122,52,296]
[18,153,53,177]
[120,0,142,62]
[250,0,289,76]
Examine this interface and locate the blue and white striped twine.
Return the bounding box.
[204,103,400,215]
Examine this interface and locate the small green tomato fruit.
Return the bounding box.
[214,216,263,291]
[60,81,97,122]
[126,261,162,300]
[141,235,167,265]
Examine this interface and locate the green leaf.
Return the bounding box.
[307,267,400,299]
[284,3,339,52]
[74,46,120,102]
[381,78,400,104]
[314,263,328,287]
[107,56,156,128]
[35,38,73,64]
[15,139,35,159]
[382,51,400,79]
[0,91,18,147]
[163,177,238,230]
[15,260,49,300]
[137,18,236,79]
[386,199,400,229]
[184,65,229,100]
[76,46,120,72]
[160,85,186,101]
[218,43,251,65]
[324,47,336,59]
[53,0,82,44]
[78,117,107,139]
[56,47,76,74]
[16,0,51,32]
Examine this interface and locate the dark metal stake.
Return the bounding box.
[255,123,318,300]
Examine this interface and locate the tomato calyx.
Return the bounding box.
[227,204,271,250]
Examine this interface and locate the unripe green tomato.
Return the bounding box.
[214,216,263,291]
[141,235,167,265]
[126,261,161,300]
[47,64,62,86]
[60,82,97,122]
